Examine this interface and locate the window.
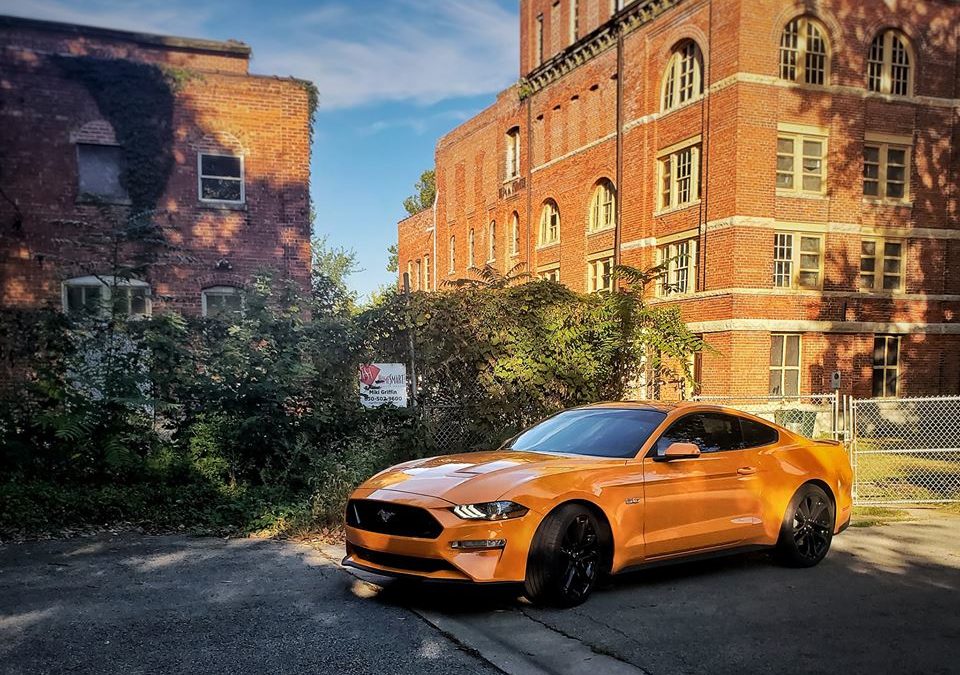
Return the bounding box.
[449,236,456,273]
[770,333,801,397]
[653,413,743,456]
[505,127,521,179]
[509,408,667,459]
[536,14,545,66]
[656,238,698,296]
[777,132,826,194]
[415,259,422,290]
[658,143,701,211]
[661,41,703,111]
[468,229,476,267]
[539,200,560,245]
[423,255,431,290]
[860,238,903,291]
[868,30,912,96]
[587,254,614,294]
[510,212,521,256]
[198,153,244,203]
[863,142,909,201]
[406,261,413,287]
[588,179,616,231]
[77,144,128,202]
[62,276,150,317]
[570,0,579,42]
[779,16,829,85]
[740,418,780,448]
[872,335,900,397]
[202,286,243,319]
[538,265,560,282]
[488,221,496,262]
[773,232,822,289]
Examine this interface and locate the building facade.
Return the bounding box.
[0,16,312,318]
[397,0,960,399]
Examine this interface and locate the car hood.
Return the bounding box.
[360,450,624,506]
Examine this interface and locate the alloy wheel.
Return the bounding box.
[557,514,600,601]
[792,493,832,561]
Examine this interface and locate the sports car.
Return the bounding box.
[343,402,853,606]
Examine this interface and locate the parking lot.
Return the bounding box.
[2,512,959,675]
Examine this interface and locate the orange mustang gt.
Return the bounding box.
[344,402,853,606]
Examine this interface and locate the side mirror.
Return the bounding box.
[659,442,701,461]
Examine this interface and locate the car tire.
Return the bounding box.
[775,483,835,568]
[524,503,607,607]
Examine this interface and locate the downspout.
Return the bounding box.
[525,92,533,269]
[432,186,438,291]
[698,0,713,293]
[614,21,624,271]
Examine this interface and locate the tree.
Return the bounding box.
[312,235,360,314]
[402,169,436,216]
[386,243,398,273]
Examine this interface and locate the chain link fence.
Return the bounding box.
[849,396,960,505]
[692,393,841,441]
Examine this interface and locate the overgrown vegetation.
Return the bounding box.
[0,263,703,539]
[402,169,436,216]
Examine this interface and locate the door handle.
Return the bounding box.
[737,466,758,475]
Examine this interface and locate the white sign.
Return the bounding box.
[359,363,408,408]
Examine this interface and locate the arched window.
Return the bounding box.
[588,179,616,231]
[779,17,829,85]
[488,221,496,261]
[62,276,151,317]
[868,29,912,96]
[661,41,703,111]
[468,228,476,267]
[202,286,243,319]
[448,236,456,273]
[510,212,521,256]
[539,200,560,245]
[505,127,521,179]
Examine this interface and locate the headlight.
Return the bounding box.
[451,501,529,521]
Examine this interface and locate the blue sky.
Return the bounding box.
[0,0,520,297]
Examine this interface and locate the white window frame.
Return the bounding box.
[510,213,521,257]
[202,286,244,319]
[776,128,827,196]
[656,238,698,296]
[538,200,560,246]
[423,254,431,290]
[770,333,802,397]
[872,335,900,398]
[868,30,913,97]
[588,179,616,232]
[860,237,904,292]
[538,264,560,282]
[468,228,476,268]
[62,275,152,318]
[863,136,911,202]
[657,141,701,212]
[773,231,824,290]
[535,14,545,66]
[587,253,614,294]
[198,152,245,205]
[505,128,521,180]
[661,41,703,112]
[779,16,830,86]
[569,0,579,42]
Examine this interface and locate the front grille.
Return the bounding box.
[346,499,443,539]
[351,545,456,574]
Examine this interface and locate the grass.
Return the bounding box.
[850,506,914,528]
[852,445,960,503]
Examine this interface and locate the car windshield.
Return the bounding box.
[505,408,667,458]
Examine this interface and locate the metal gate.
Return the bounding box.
[849,395,960,504]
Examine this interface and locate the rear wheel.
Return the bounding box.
[524,504,607,607]
[775,484,835,567]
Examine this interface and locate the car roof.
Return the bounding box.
[579,400,687,413]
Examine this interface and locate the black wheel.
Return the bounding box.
[524,504,607,607]
[775,484,835,568]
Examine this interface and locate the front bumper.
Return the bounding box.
[343,488,540,583]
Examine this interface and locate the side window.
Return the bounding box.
[740,418,780,449]
[655,413,744,456]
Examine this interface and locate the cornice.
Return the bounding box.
[524,0,686,95]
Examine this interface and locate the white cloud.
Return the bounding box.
[0,0,519,110]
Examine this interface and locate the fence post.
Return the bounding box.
[402,272,419,408]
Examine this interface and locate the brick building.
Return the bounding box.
[397,0,960,398]
[0,16,312,318]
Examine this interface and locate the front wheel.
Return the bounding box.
[775,484,835,567]
[524,504,607,607]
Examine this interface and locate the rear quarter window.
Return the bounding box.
[740,418,780,448]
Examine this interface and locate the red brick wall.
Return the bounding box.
[0,18,312,314]
[401,0,960,397]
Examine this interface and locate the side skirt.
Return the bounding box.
[614,544,771,576]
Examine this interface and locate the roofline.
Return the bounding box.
[0,14,251,57]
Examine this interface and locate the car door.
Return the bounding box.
[642,412,765,558]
